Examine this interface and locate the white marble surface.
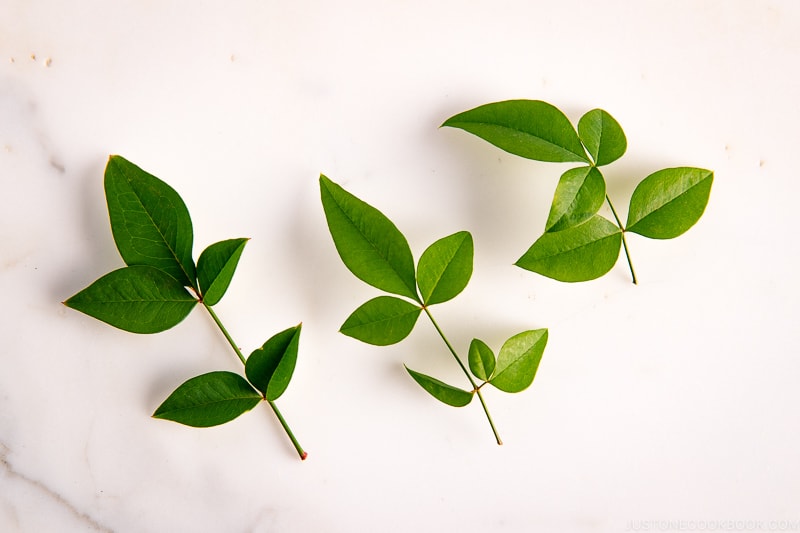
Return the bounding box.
[2,1,799,531]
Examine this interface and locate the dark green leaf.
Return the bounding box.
[545,166,606,232]
[626,167,714,239]
[442,100,589,163]
[468,338,496,382]
[405,366,474,407]
[104,155,196,288]
[153,371,261,427]
[417,231,473,306]
[197,238,248,306]
[64,265,197,333]
[577,109,627,166]
[245,324,302,401]
[516,215,622,282]
[320,175,418,300]
[490,329,548,393]
[340,296,421,346]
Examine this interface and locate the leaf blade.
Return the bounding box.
[490,329,548,393]
[245,324,302,401]
[417,231,473,306]
[577,109,627,166]
[468,338,496,382]
[405,366,474,407]
[340,296,421,346]
[197,238,248,306]
[545,166,606,233]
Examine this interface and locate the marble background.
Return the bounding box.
[2,1,799,531]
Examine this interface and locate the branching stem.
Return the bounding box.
[605,195,638,285]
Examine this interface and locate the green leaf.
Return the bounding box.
[545,166,606,232]
[577,109,627,166]
[516,215,622,282]
[468,339,496,382]
[245,324,302,401]
[442,100,589,163]
[197,238,248,306]
[340,296,421,346]
[626,167,714,239]
[320,175,418,300]
[404,366,474,407]
[64,265,197,333]
[490,329,548,393]
[153,371,261,427]
[104,155,197,288]
[417,231,473,306]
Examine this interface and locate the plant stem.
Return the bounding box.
[202,302,307,460]
[605,195,638,285]
[422,307,503,445]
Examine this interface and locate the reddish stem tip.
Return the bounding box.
[301,451,308,460]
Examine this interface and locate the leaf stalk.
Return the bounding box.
[605,195,638,284]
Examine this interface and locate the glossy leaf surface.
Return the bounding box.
[153,371,261,427]
[197,238,248,306]
[468,338,496,382]
[245,324,302,401]
[442,100,588,163]
[405,366,474,407]
[490,329,548,393]
[340,296,421,346]
[104,155,196,288]
[64,265,197,333]
[516,215,622,282]
[417,231,473,306]
[578,109,627,166]
[626,167,714,239]
[320,175,418,300]
[545,166,606,232]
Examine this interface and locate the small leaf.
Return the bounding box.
[197,238,248,306]
[490,329,548,393]
[442,100,589,163]
[64,265,197,333]
[340,296,421,346]
[245,324,302,401]
[468,339,496,381]
[577,109,627,166]
[405,366,474,407]
[516,215,622,282]
[104,155,197,288]
[626,167,714,239]
[545,166,606,232]
[417,231,473,306]
[153,371,261,427]
[320,175,418,300]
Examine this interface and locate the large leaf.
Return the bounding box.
[468,338,496,382]
[153,371,261,427]
[545,166,606,232]
[577,109,627,166]
[516,215,622,282]
[320,175,418,300]
[490,329,548,393]
[197,238,248,306]
[340,296,421,346]
[416,231,473,306]
[104,155,196,288]
[64,265,197,333]
[626,167,714,239]
[442,100,589,163]
[405,366,474,407]
[245,324,302,401]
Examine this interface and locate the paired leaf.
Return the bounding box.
[545,166,606,232]
[64,265,197,333]
[442,100,589,163]
[626,167,714,239]
[153,371,261,427]
[516,215,622,282]
[104,155,196,288]
[340,296,421,346]
[417,231,473,306]
[405,366,474,407]
[245,325,302,401]
[468,339,496,382]
[197,238,248,306]
[490,329,548,393]
[320,175,418,300]
[577,109,627,166]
